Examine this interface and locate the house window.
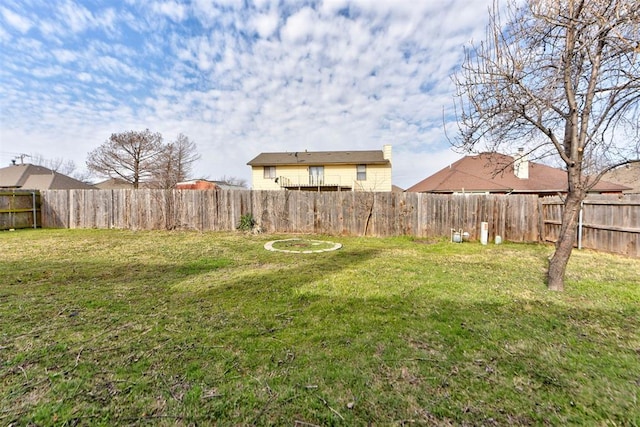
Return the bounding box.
[356,165,366,181]
[309,166,324,185]
[263,166,276,179]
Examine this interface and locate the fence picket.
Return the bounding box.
[35,190,638,257]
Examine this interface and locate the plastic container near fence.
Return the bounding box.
[495,235,502,245]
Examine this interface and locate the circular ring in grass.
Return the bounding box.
[264,238,342,253]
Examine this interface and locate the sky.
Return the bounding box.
[0,0,496,189]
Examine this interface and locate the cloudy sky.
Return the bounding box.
[0,0,495,188]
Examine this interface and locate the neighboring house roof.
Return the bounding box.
[0,163,95,190]
[212,181,247,191]
[94,177,135,189]
[175,180,217,190]
[174,180,247,190]
[247,150,390,166]
[406,153,629,194]
[602,163,640,194]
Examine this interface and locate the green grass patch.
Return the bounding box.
[1,229,639,425]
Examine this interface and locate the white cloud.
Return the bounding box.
[191,0,224,27]
[211,0,242,6]
[251,10,279,38]
[31,65,65,79]
[153,1,188,22]
[318,0,350,16]
[281,7,316,44]
[1,7,32,33]
[0,26,9,43]
[35,2,118,38]
[77,72,92,82]
[59,0,95,33]
[52,49,78,63]
[251,0,275,10]
[0,0,498,188]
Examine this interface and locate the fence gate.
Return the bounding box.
[0,190,41,230]
[541,195,640,257]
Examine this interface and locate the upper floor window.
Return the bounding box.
[264,166,276,179]
[356,164,366,181]
[309,166,324,185]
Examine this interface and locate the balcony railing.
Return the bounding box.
[276,175,353,190]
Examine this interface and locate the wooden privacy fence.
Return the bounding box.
[0,190,40,230]
[38,190,640,256]
[40,190,541,242]
[542,195,640,257]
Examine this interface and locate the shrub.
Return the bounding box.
[237,213,256,231]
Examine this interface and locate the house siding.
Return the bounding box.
[251,163,392,191]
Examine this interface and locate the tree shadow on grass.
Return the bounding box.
[2,245,639,426]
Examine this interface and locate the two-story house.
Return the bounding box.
[247,145,392,192]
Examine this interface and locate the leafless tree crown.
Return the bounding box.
[453,0,639,291]
[154,133,201,189]
[453,0,639,188]
[86,130,200,189]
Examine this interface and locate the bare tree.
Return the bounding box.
[153,134,201,189]
[30,153,93,183]
[216,175,248,188]
[31,153,77,175]
[87,129,165,189]
[453,0,639,291]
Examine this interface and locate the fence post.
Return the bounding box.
[32,191,37,228]
[578,201,583,250]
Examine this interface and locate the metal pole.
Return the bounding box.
[577,201,583,250]
[32,191,37,228]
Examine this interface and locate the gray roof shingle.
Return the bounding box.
[406,153,629,194]
[0,164,96,190]
[247,150,389,166]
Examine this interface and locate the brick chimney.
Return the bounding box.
[514,147,529,179]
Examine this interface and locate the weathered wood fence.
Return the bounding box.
[0,190,40,230]
[542,195,640,257]
[37,190,638,257]
[40,190,541,242]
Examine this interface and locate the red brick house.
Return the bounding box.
[174,180,246,190]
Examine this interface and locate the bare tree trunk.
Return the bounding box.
[547,192,583,291]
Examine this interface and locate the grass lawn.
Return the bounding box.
[1,229,639,426]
